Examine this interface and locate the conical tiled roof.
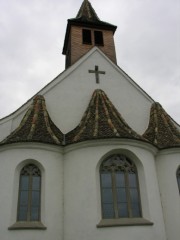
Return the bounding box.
[1,95,64,146]
[143,102,180,149]
[65,89,146,144]
[76,0,100,22]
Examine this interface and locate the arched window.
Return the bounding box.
[17,164,41,221]
[100,154,142,219]
[177,167,180,194]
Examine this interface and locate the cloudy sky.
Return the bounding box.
[0,0,179,123]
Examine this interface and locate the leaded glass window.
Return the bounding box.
[17,164,41,221]
[177,167,180,194]
[100,154,142,219]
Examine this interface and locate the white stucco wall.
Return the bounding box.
[42,50,153,134]
[0,139,179,240]
[0,140,169,240]
[0,143,64,240]
[63,140,166,240]
[156,149,180,240]
[0,48,153,141]
[0,118,12,141]
[0,48,179,240]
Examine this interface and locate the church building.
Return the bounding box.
[0,1,180,240]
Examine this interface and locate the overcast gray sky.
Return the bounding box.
[0,0,179,123]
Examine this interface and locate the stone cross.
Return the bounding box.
[88,65,106,84]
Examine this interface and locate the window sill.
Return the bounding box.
[95,43,104,47]
[97,218,153,228]
[8,221,47,230]
[82,42,92,45]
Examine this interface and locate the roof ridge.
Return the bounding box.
[1,95,64,146]
[143,102,180,149]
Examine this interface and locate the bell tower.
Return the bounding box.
[62,0,117,69]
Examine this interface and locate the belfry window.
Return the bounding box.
[100,154,142,219]
[82,29,92,44]
[94,31,104,46]
[17,164,41,221]
[177,167,180,194]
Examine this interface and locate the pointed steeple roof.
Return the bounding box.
[143,102,180,149]
[65,89,146,144]
[69,0,116,29]
[1,95,64,146]
[76,0,100,22]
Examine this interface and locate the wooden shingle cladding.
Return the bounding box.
[66,25,117,67]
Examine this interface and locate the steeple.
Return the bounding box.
[63,0,117,68]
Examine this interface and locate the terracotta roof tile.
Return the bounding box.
[143,102,180,149]
[1,95,64,146]
[65,89,146,144]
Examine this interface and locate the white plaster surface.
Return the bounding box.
[156,149,180,240]
[0,48,153,139]
[63,142,166,240]
[0,48,179,240]
[0,143,63,240]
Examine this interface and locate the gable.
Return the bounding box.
[40,48,153,134]
[0,47,154,140]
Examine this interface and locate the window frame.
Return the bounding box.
[94,30,104,46]
[8,162,46,230]
[98,154,153,227]
[82,29,104,46]
[82,29,92,45]
[17,164,41,222]
[100,154,142,219]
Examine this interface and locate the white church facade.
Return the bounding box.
[0,1,180,240]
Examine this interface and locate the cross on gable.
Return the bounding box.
[88,65,106,84]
